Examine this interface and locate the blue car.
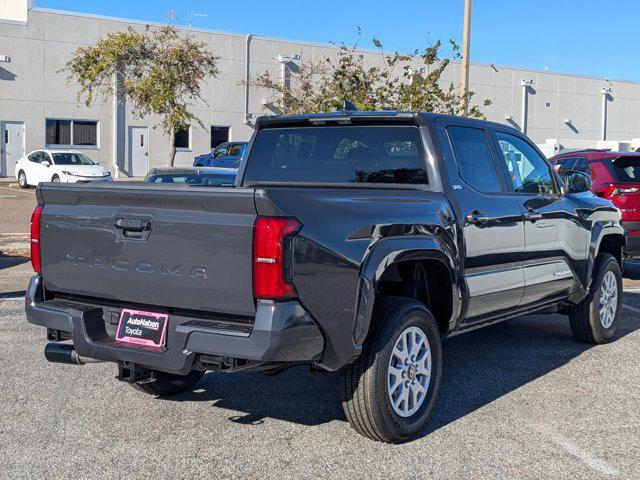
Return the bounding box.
[193,141,247,168]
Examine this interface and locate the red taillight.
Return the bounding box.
[30,205,44,273]
[596,183,640,198]
[253,216,301,300]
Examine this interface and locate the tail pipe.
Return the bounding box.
[44,343,102,365]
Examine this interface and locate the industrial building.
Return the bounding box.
[2,0,640,178]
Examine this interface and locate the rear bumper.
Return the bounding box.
[25,275,324,375]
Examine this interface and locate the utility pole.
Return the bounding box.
[460,0,472,115]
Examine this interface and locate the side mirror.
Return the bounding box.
[566,170,592,194]
[42,160,51,167]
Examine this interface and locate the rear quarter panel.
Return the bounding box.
[255,186,457,369]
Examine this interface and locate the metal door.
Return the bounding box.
[1,121,25,177]
[129,126,148,177]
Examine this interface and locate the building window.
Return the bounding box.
[46,119,97,146]
[174,127,190,149]
[211,126,230,149]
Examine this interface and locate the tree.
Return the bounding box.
[64,25,219,167]
[250,36,490,118]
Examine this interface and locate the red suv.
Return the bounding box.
[550,149,640,256]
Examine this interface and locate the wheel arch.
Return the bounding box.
[583,224,625,292]
[354,236,461,350]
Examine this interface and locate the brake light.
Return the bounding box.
[253,216,301,299]
[596,183,640,197]
[30,205,44,273]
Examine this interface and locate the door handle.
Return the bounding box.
[114,218,153,239]
[524,209,543,222]
[465,210,490,224]
[114,218,152,232]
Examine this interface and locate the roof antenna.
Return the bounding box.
[341,100,357,112]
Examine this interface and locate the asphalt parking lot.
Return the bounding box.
[0,183,37,235]
[0,253,639,479]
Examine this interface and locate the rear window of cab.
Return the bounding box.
[243,126,428,185]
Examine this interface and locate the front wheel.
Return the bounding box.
[51,174,60,183]
[568,253,622,343]
[339,297,442,443]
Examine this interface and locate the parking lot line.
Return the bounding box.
[0,186,33,195]
[534,423,620,477]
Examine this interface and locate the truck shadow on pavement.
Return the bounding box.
[168,294,640,438]
[0,254,29,271]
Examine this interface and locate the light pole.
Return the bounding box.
[460,0,472,115]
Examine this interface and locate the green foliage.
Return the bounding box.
[250,35,490,118]
[64,25,219,166]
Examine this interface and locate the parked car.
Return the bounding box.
[15,150,112,188]
[550,149,640,256]
[193,141,247,168]
[144,167,237,186]
[26,111,624,443]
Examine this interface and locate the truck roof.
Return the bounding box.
[255,110,511,132]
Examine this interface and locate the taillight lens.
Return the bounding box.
[253,216,301,300]
[596,183,640,197]
[30,205,44,273]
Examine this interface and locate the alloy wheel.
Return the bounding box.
[387,325,432,417]
[599,270,618,329]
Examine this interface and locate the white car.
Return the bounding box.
[15,150,112,188]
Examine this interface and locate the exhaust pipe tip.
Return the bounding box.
[44,342,84,365]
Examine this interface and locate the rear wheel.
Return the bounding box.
[132,370,205,396]
[18,170,28,188]
[339,297,442,443]
[568,253,622,343]
[51,174,60,183]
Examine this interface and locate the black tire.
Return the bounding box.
[132,370,205,396]
[568,253,622,344]
[339,296,442,443]
[51,174,60,183]
[18,170,28,188]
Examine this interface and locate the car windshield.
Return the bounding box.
[244,126,427,184]
[609,156,640,183]
[146,172,236,186]
[52,153,95,165]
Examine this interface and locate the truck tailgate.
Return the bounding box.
[38,182,257,316]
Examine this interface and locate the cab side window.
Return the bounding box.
[228,144,243,157]
[495,132,556,194]
[573,157,591,176]
[213,144,230,157]
[28,152,42,163]
[447,126,502,193]
[553,157,577,177]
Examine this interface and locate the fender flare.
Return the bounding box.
[586,222,625,285]
[352,235,460,349]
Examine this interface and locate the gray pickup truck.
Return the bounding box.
[26,111,625,443]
